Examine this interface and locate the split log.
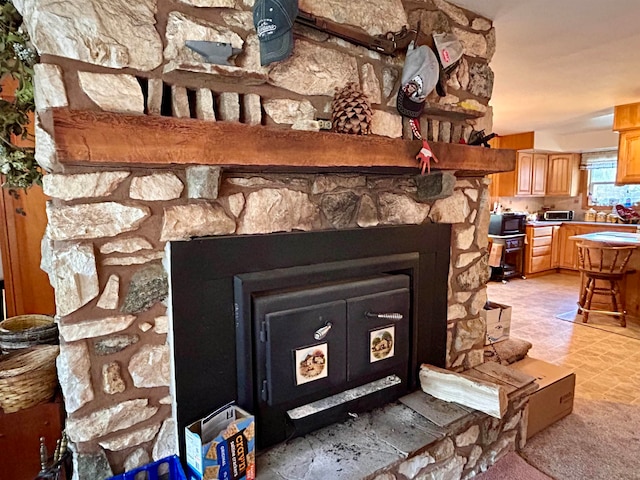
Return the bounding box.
[419,364,508,418]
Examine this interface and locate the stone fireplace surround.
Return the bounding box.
[41,131,511,478]
[11,0,525,476]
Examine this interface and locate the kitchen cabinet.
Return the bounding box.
[551,225,561,268]
[516,152,548,196]
[524,225,554,275]
[515,152,533,195]
[616,129,640,184]
[487,132,535,202]
[546,153,580,196]
[488,171,514,199]
[558,224,580,270]
[613,103,640,184]
[488,134,581,199]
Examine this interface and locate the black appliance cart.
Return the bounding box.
[488,233,526,282]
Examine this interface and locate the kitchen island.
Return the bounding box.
[522,221,639,276]
[569,231,640,320]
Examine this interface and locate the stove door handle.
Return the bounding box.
[314,322,333,340]
[365,312,403,321]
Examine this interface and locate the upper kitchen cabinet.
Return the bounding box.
[488,132,583,198]
[516,152,548,196]
[613,103,640,184]
[490,150,581,200]
[546,153,580,196]
[488,132,534,200]
[616,129,640,184]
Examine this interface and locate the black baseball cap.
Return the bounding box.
[253,0,299,66]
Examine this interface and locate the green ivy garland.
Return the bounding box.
[0,0,40,189]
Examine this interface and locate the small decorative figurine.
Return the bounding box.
[416,139,439,175]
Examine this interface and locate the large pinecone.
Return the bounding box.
[331,82,372,135]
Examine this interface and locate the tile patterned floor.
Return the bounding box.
[486,272,640,405]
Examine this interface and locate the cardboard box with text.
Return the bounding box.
[185,404,255,480]
[511,357,575,438]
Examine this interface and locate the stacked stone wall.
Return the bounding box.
[43,167,492,475]
[15,0,498,475]
[25,0,496,164]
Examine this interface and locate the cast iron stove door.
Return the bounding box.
[264,300,347,406]
[253,274,410,446]
[346,288,410,382]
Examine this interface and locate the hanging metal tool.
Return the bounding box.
[186,41,242,65]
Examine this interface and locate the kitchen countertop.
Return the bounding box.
[527,220,639,228]
[488,233,526,239]
[568,231,640,245]
[526,221,563,226]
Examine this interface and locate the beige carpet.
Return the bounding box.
[522,397,640,480]
[476,452,553,480]
[555,309,640,340]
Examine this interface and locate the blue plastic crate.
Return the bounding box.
[108,455,187,480]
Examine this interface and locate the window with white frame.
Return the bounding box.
[582,150,640,207]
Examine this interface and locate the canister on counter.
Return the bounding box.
[607,213,619,223]
[585,208,597,222]
[596,211,607,222]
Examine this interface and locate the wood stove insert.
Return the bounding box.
[168,224,451,454]
[237,258,414,446]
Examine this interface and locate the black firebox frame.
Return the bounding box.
[168,223,451,456]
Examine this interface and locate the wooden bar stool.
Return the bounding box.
[576,241,636,327]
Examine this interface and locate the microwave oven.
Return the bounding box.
[543,210,574,221]
[488,213,526,236]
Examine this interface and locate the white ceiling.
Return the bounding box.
[449,0,640,151]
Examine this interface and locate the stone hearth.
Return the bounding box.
[257,382,533,480]
[12,0,523,477]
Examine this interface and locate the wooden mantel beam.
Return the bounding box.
[44,108,515,175]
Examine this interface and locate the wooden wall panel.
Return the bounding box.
[0,77,55,317]
[0,185,55,317]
